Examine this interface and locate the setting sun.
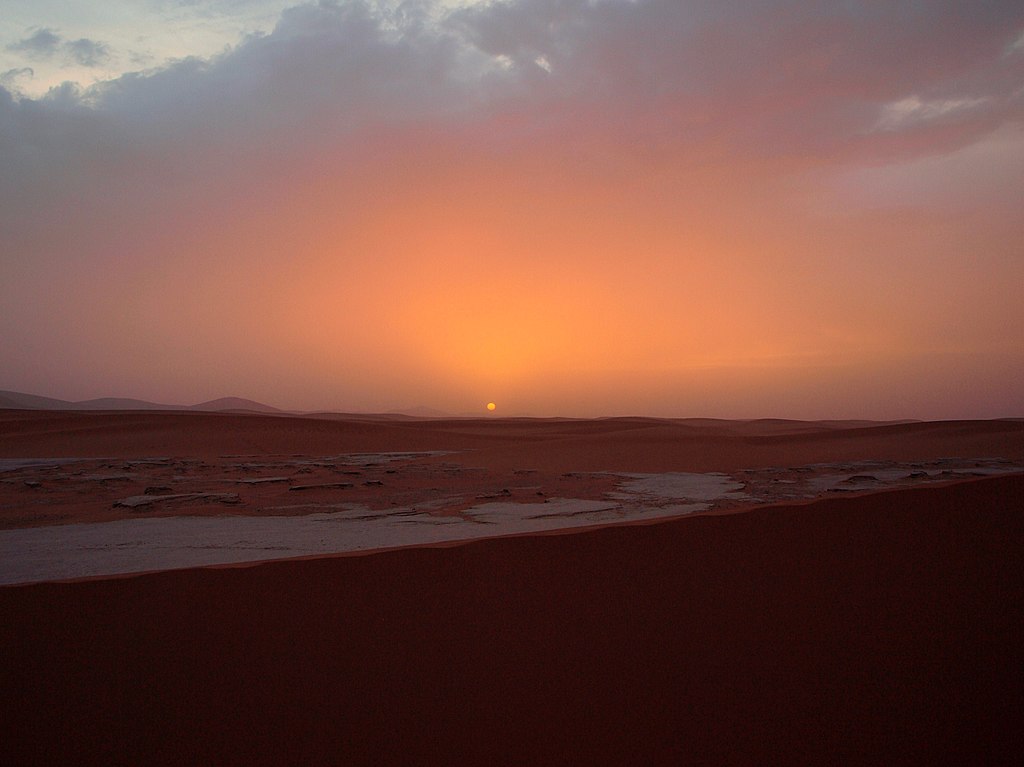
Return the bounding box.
[487,402,496,412]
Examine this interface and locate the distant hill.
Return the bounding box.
[0,390,281,414]
[0,391,75,410]
[75,397,177,411]
[385,405,453,418]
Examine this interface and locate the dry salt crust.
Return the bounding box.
[0,455,1020,586]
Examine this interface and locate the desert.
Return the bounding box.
[4,1,1024,764]
[1,408,1021,765]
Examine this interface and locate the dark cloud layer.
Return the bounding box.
[1,0,1018,240]
[4,1,1021,170]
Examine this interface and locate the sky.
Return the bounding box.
[2,0,1023,419]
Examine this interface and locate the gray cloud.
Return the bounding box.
[1,0,1022,248]
[0,0,1017,274]
[0,67,33,87]
[4,2,1020,159]
[447,0,1024,159]
[7,28,62,58]
[7,27,111,68]
[65,38,112,67]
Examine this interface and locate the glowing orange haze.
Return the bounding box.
[2,122,1020,419]
[60,132,1014,420]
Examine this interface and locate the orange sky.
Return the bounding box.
[1,1,1022,418]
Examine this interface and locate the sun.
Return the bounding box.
[486,402,496,412]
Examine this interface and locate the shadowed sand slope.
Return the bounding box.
[1,475,1021,766]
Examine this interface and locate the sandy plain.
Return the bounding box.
[0,409,1021,765]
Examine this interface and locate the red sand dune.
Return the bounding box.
[2,409,1022,471]
[1,473,1021,765]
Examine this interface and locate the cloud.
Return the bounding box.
[439,0,1024,162]
[1009,28,1024,54]
[6,28,62,59]
[4,1,1021,160]
[874,95,989,132]
[64,38,112,67]
[6,27,111,68]
[0,67,33,88]
[0,0,1020,273]
[1,0,1020,231]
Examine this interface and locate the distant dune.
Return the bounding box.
[188,397,283,413]
[385,405,454,418]
[0,390,281,414]
[1,409,1020,469]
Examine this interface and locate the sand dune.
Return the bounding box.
[0,410,1021,764]
[0,475,1019,765]
[2,409,1021,469]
